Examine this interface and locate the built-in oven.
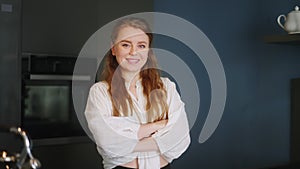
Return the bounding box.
[21,54,96,142]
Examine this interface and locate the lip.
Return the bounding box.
[126,58,140,64]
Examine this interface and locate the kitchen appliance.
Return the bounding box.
[21,54,96,141]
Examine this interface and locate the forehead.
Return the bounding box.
[115,26,149,43]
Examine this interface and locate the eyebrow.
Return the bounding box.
[119,40,148,44]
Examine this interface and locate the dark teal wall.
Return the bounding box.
[154,1,300,169]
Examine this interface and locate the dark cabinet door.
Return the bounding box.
[0,0,22,163]
[291,78,300,164]
[21,0,153,55]
[0,0,21,127]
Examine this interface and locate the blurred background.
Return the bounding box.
[0,0,300,168]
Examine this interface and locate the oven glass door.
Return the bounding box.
[22,80,85,139]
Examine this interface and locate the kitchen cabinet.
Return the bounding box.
[0,0,21,126]
[22,0,98,55]
[0,0,22,167]
[291,78,300,166]
[264,34,300,168]
[22,0,153,55]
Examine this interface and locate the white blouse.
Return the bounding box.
[85,77,190,169]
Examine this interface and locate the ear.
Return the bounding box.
[111,42,116,56]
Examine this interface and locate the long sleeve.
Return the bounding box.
[152,78,191,162]
[84,82,140,160]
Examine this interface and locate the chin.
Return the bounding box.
[128,68,143,73]
[120,66,141,73]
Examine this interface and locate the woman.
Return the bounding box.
[85,17,190,169]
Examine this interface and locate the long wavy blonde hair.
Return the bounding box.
[99,17,168,123]
[99,18,168,122]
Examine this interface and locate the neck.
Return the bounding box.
[121,70,140,87]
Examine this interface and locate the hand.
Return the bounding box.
[153,119,168,130]
[138,119,168,140]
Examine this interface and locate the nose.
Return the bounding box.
[129,46,137,56]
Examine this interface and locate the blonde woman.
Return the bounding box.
[85,17,190,169]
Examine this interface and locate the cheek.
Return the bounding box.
[113,47,126,63]
[115,55,125,65]
[140,49,149,58]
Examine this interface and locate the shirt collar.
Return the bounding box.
[124,78,142,90]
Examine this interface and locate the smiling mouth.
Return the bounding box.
[126,58,139,64]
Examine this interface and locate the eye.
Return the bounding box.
[138,44,147,49]
[121,43,130,48]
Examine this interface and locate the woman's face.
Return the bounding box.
[111,26,149,74]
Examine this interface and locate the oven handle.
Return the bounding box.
[30,74,91,81]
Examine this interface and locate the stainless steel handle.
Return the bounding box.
[0,127,41,169]
[30,74,91,81]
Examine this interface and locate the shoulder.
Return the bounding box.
[160,77,183,104]
[161,77,176,86]
[89,81,109,95]
[91,81,109,89]
[161,77,177,91]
